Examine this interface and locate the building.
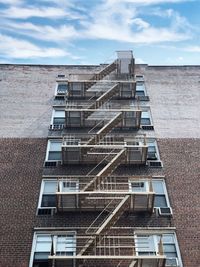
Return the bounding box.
[0,51,199,267]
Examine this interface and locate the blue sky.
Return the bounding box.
[0,0,199,65]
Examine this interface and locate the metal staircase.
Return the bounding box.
[92,61,117,80]
[49,51,167,267]
[87,112,123,145]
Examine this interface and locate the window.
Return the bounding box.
[38,180,57,211]
[147,139,159,160]
[135,232,182,267]
[136,82,145,97]
[45,140,62,162]
[152,180,170,209]
[141,111,151,125]
[37,179,79,214]
[30,232,76,267]
[69,82,83,97]
[129,179,171,210]
[129,180,148,192]
[51,109,65,126]
[56,83,68,95]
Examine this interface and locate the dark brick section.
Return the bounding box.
[0,138,199,266]
[0,138,46,267]
[158,139,200,267]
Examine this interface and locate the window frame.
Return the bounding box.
[50,108,65,126]
[134,231,183,267]
[55,82,68,96]
[129,178,171,210]
[37,179,57,211]
[136,81,147,97]
[45,139,62,162]
[29,231,76,267]
[146,138,160,161]
[141,109,153,126]
[37,179,79,213]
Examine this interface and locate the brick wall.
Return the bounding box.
[0,138,199,266]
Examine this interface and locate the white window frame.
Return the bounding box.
[134,231,183,267]
[136,81,147,96]
[29,231,76,267]
[37,179,79,211]
[152,179,171,209]
[128,178,171,210]
[55,82,68,96]
[45,139,62,162]
[128,179,149,192]
[146,138,161,161]
[59,180,79,192]
[37,179,57,210]
[141,109,153,126]
[50,108,65,125]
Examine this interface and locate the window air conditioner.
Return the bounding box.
[159,207,173,216]
[141,125,154,130]
[44,161,61,168]
[138,95,150,101]
[148,160,163,168]
[57,74,66,78]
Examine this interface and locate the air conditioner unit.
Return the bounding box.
[166,257,179,266]
[57,74,66,78]
[44,161,59,168]
[138,95,150,101]
[159,207,173,216]
[49,124,65,131]
[55,95,65,100]
[141,125,154,130]
[37,208,55,216]
[148,160,163,168]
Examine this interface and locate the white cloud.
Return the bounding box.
[131,18,150,29]
[2,21,79,42]
[183,46,200,52]
[80,1,191,44]
[0,34,69,59]
[0,0,23,5]
[106,0,193,4]
[0,5,82,19]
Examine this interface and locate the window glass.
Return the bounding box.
[142,111,149,119]
[49,141,62,151]
[43,181,57,194]
[136,235,157,254]
[48,151,62,160]
[57,235,76,252]
[53,117,65,125]
[152,181,165,194]
[131,181,147,192]
[162,234,174,243]
[35,235,52,252]
[135,233,180,266]
[163,244,176,253]
[141,111,151,125]
[61,181,78,192]
[54,110,65,118]
[41,195,56,207]
[57,84,67,93]
[154,195,168,207]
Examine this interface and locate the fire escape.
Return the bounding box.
[49,51,166,267]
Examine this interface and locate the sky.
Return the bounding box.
[0,0,199,65]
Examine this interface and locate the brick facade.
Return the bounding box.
[0,138,199,266]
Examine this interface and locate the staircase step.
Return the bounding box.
[95,195,130,235]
